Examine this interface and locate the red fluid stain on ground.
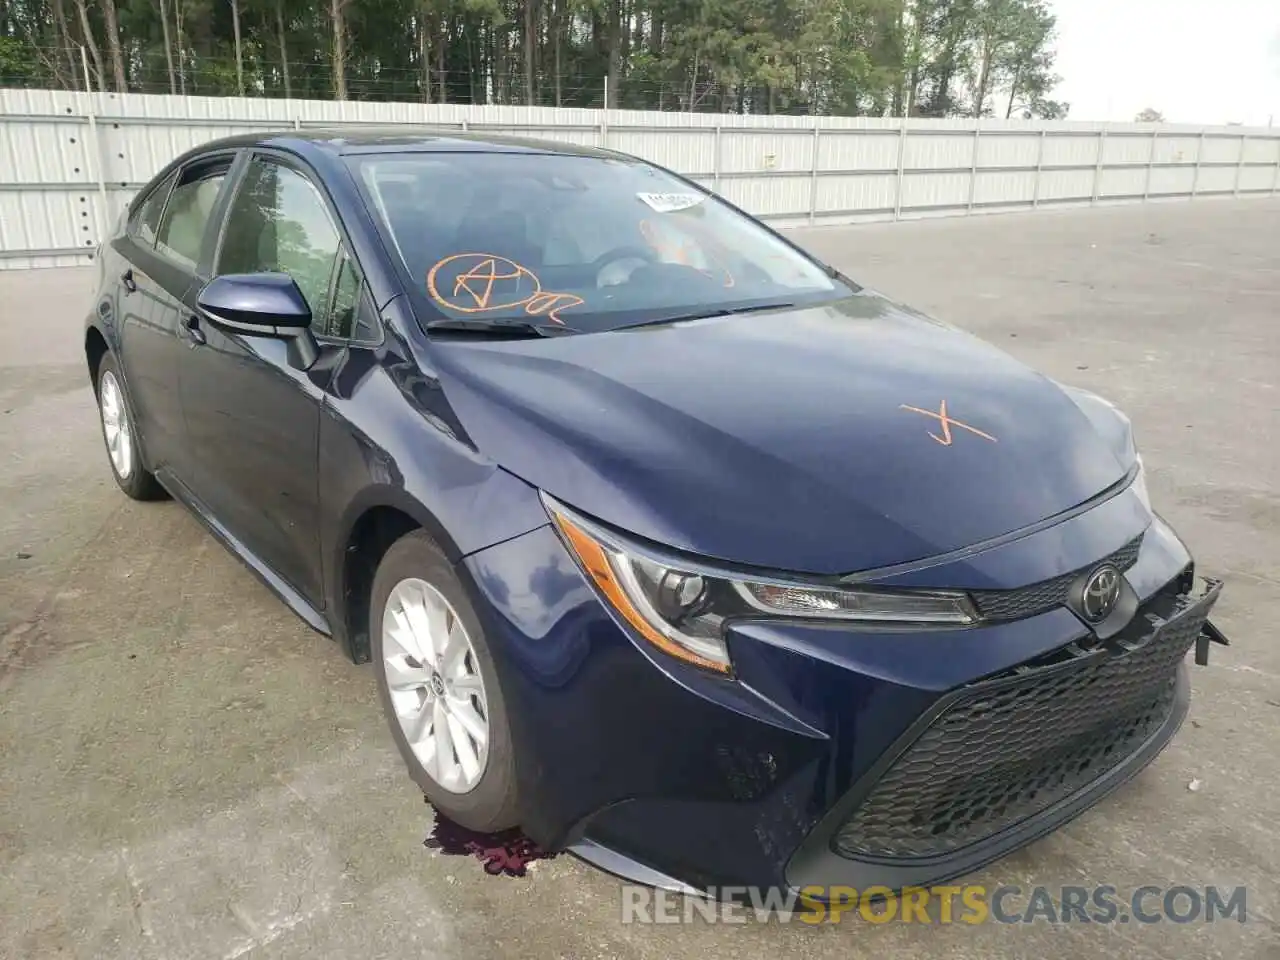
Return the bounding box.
[423,801,558,877]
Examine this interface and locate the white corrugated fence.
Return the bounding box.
[2,87,1279,270]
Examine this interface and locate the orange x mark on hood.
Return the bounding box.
[900,399,997,446]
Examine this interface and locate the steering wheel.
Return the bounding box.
[592,245,659,288]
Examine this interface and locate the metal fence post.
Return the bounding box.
[1032,128,1046,208]
[1090,125,1106,204]
[894,118,908,220]
[967,122,980,213]
[84,95,109,255]
[599,112,608,149]
[1143,129,1158,200]
[807,123,820,224]
[1233,133,1247,196]
[1191,130,1205,199]
[712,124,723,195]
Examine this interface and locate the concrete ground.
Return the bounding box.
[2,198,1278,959]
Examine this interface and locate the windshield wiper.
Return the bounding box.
[425,318,579,338]
[621,301,796,330]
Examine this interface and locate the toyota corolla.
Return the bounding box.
[84,128,1228,896]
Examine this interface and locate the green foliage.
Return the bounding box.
[0,0,1063,115]
[0,36,47,85]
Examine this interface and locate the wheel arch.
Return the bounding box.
[85,325,110,394]
[331,487,468,664]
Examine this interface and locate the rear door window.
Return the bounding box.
[156,157,233,268]
[128,172,176,247]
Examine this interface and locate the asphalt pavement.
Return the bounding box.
[2,197,1278,959]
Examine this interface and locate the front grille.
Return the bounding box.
[834,581,1217,861]
[970,534,1144,622]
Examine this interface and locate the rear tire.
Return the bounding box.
[96,353,166,501]
[371,530,521,832]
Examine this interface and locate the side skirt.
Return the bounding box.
[154,467,332,638]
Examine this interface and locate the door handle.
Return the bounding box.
[184,314,206,346]
[121,269,138,294]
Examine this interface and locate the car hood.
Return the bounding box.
[428,293,1131,575]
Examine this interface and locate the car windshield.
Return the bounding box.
[347,150,853,333]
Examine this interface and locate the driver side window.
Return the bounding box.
[217,157,342,335]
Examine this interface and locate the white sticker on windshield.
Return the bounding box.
[636,192,705,213]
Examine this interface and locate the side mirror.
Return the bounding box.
[197,272,312,333]
[196,272,318,369]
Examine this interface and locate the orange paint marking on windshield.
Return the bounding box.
[426,253,584,325]
[638,218,692,265]
[453,256,529,309]
[525,290,586,318]
[638,218,735,289]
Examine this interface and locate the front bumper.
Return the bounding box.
[460,506,1224,895]
[788,575,1219,893]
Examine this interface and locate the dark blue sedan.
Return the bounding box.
[84,128,1227,896]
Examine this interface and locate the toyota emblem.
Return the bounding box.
[1081,564,1122,622]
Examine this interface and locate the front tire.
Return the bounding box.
[96,353,165,501]
[371,530,520,831]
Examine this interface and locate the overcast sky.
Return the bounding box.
[1050,0,1280,126]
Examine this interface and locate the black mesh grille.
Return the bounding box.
[970,535,1144,622]
[834,582,1217,861]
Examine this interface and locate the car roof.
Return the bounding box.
[189,126,618,160]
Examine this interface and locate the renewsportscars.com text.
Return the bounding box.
[620,884,1248,925]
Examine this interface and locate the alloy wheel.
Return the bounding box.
[99,370,134,480]
[381,577,490,793]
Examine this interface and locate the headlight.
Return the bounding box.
[733,581,976,623]
[545,498,978,675]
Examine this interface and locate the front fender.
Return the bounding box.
[317,334,550,661]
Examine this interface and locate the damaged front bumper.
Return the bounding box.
[464,513,1229,897]
[786,576,1226,896]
